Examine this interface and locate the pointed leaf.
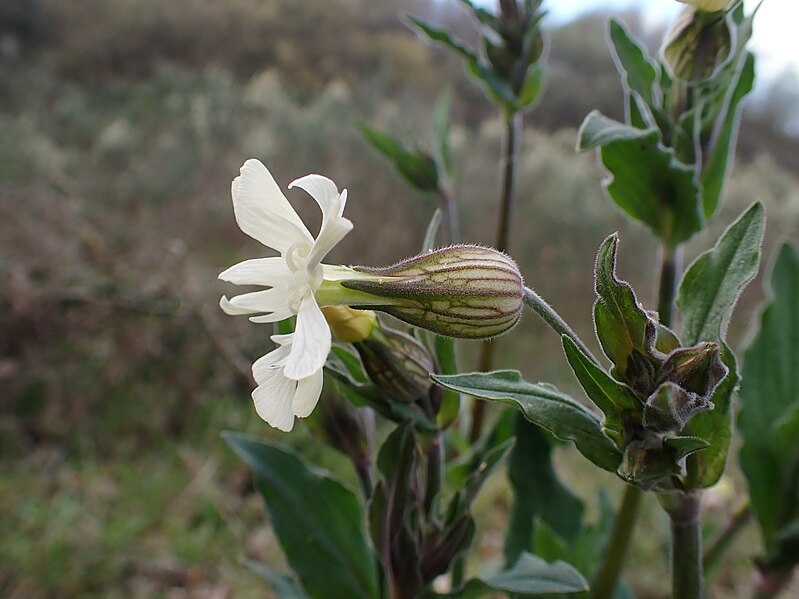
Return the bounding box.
[223,434,380,599]
[677,201,765,346]
[360,125,439,193]
[609,19,659,107]
[433,371,622,473]
[593,234,652,381]
[739,243,799,546]
[701,52,755,217]
[437,552,588,598]
[562,335,640,429]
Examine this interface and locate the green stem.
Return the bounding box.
[703,499,752,575]
[522,286,599,366]
[424,432,444,517]
[661,492,704,599]
[439,185,460,244]
[590,485,644,599]
[470,110,523,442]
[495,111,522,255]
[657,243,682,327]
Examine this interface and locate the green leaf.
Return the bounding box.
[577,112,702,245]
[562,335,640,429]
[609,19,659,107]
[701,52,755,218]
[592,234,652,381]
[433,370,622,473]
[360,124,439,193]
[462,552,588,597]
[407,16,518,110]
[518,64,545,109]
[224,434,380,599]
[684,343,737,488]
[433,88,454,178]
[577,111,652,149]
[677,201,765,346]
[243,559,309,599]
[505,416,585,566]
[739,243,799,546]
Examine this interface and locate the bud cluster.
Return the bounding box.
[614,320,728,488]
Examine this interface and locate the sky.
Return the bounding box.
[474,0,799,88]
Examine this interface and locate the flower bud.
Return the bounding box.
[678,0,729,11]
[663,6,733,81]
[342,245,524,339]
[354,325,435,404]
[321,305,377,343]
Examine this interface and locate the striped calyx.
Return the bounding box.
[341,245,524,339]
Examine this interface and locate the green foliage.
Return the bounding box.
[562,335,640,435]
[592,233,655,381]
[408,0,546,115]
[224,433,380,599]
[360,124,440,193]
[433,370,623,473]
[739,243,799,571]
[244,559,309,599]
[504,416,585,565]
[437,552,588,598]
[677,202,765,346]
[577,113,703,246]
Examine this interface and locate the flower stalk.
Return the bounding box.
[660,492,704,599]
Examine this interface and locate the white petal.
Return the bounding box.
[218,257,291,286]
[232,160,312,252]
[248,310,294,324]
[283,294,331,380]
[288,174,352,268]
[221,288,293,316]
[292,369,324,418]
[289,174,340,213]
[307,214,353,269]
[252,342,292,384]
[252,370,296,432]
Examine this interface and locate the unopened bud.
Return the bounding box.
[678,0,729,11]
[342,245,524,339]
[663,6,733,81]
[355,325,435,404]
[322,305,377,343]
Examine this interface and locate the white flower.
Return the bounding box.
[219,159,353,431]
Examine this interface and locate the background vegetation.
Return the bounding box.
[1,0,797,597]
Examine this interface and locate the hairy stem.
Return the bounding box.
[522,286,599,365]
[470,111,523,441]
[590,485,644,599]
[661,492,704,599]
[703,499,752,575]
